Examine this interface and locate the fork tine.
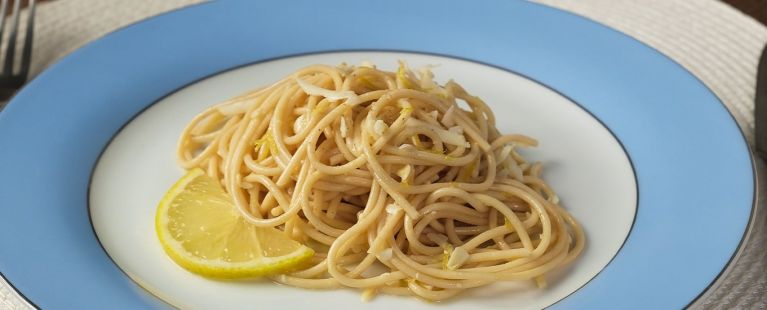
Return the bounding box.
[18,0,34,80]
[2,0,21,77]
[0,0,8,77]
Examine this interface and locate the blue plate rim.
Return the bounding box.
[0,1,756,308]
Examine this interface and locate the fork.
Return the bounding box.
[0,0,34,103]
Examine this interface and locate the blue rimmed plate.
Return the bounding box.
[0,1,754,309]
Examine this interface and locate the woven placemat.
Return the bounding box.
[1,0,765,309]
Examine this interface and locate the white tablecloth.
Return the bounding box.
[1,0,765,309]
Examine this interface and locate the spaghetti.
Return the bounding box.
[176,62,585,301]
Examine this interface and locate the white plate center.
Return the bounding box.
[90,52,637,310]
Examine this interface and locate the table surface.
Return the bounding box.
[1,0,765,309]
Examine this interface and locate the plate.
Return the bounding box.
[0,1,754,309]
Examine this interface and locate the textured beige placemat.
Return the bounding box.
[1,0,765,309]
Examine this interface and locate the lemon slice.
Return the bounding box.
[155,168,313,279]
